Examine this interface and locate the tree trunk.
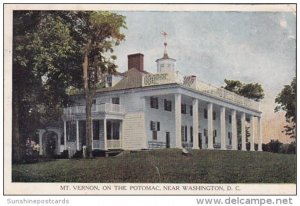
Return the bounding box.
[83,49,93,158]
[12,89,21,163]
[85,94,93,158]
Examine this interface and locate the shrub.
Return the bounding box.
[23,138,39,163]
[59,150,68,159]
[72,150,83,159]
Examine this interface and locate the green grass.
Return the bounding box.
[12,149,296,183]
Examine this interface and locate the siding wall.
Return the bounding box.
[122,112,147,150]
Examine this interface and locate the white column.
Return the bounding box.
[231,110,237,150]
[258,116,262,151]
[142,97,148,149]
[76,120,80,150]
[104,117,107,150]
[175,94,182,148]
[220,106,226,150]
[192,99,199,149]
[241,113,246,151]
[250,116,255,151]
[207,103,213,149]
[38,130,45,155]
[64,121,67,150]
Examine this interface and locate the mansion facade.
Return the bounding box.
[37,46,262,157]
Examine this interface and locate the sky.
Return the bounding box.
[112,11,296,142]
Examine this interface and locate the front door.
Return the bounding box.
[166,132,170,148]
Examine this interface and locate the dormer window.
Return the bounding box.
[107,75,112,87]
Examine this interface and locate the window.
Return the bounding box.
[228,132,232,145]
[150,121,160,131]
[107,75,112,87]
[213,111,216,120]
[79,120,86,145]
[190,105,193,116]
[66,121,76,142]
[185,126,187,141]
[112,122,120,140]
[107,121,120,140]
[93,120,100,140]
[213,130,217,137]
[150,121,156,131]
[204,129,208,137]
[92,99,96,105]
[229,115,232,124]
[205,130,208,144]
[181,104,186,114]
[152,131,157,140]
[213,130,217,144]
[112,97,120,105]
[181,126,185,141]
[190,127,193,142]
[107,121,112,140]
[181,126,188,141]
[150,97,159,109]
[204,109,208,119]
[164,99,172,111]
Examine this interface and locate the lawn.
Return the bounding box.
[12,149,296,183]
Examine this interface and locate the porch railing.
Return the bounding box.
[64,103,125,116]
[142,72,260,111]
[92,139,121,150]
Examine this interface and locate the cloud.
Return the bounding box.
[279,18,287,28]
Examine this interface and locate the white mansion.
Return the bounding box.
[37,41,262,156]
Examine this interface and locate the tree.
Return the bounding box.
[13,11,83,162]
[275,77,296,139]
[79,12,126,157]
[12,11,126,161]
[223,79,264,101]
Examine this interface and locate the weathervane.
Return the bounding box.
[161,31,168,57]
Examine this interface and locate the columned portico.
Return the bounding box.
[175,93,182,148]
[192,98,199,149]
[231,110,237,150]
[207,103,213,149]
[241,112,246,151]
[220,106,226,150]
[250,116,255,151]
[258,116,262,151]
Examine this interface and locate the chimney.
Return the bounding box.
[128,53,144,71]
